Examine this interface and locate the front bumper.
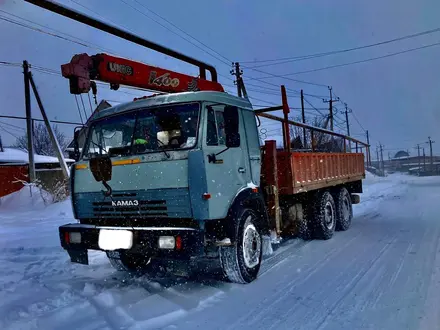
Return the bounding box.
[59,223,205,265]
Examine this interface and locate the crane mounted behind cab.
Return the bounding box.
[61,53,224,96]
[26,0,368,284]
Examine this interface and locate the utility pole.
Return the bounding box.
[423,147,426,172]
[23,60,36,182]
[344,103,351,152]
[427,136,435,173]
[376,147,380,169]
[366,130,371,166]
[415,144,421,176]
[300,89,307,148]
[231,62,248,99]
[232,62,242,98]
[323,86,339,131]
[29,71,70,179]
[379,143,384,176]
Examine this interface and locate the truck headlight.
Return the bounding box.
[158,236,175,249]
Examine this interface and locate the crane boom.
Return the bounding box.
[61,53,224,95]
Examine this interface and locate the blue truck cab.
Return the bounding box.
[61,91,269,283]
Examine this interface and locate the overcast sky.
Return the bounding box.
[1,0,439,157]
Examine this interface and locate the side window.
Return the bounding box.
[215,110,226,145]
[206,105,227,146]
[242,110,260,156]
[206,106,218,146]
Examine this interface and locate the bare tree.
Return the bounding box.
[289,115,345,152]
[13,122,68,156]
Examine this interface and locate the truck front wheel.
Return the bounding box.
[334,187,353,231]
[220,208,263,284]
[312,191,336,240]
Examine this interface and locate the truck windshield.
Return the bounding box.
[83,102,199,158]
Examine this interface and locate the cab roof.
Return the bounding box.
[93,91,254,121]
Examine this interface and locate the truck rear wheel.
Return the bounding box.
[299,202,313,240]
[106,251,152,273]
[220,208,262,284]
[334,187,353,231]
[312,191,336,240]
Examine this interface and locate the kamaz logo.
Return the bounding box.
[111,200,139,207]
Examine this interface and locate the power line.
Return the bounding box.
[240,26,440,65]
[303,93,328,99]
[0,124,20,139]
[117,2,330,89]
[223,83,299,97]
[0,14,94,49]
[79,95,89,122]
[2,7,329,97]
[247,95,279,106]
[270,41,440,77]
[74,95,84,124]
[87,92,94,114]
[0,9,118,55]
[302,97,327,117]
[0,121,25,131]
[131,0,232,64]
[244,65,328,88]
[331,91,366,134]
[0,115,82,126]
[351,111,366,132]
[117,0,231,66]
[1,10,327,97]
[0,60,21,67]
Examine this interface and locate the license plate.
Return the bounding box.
[98,229,133,251]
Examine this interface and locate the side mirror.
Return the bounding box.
[89,155,112,183]
[224,106,240,148]
[89,155,113,196]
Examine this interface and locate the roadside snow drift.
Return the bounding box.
[1,173,440,330]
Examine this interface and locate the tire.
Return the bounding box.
[334,187,353,231]
[106,251,153,273]
[299,202,313,240]
[311,191,336,240]
[219,208,263,284]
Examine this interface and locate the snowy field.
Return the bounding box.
[1,173,440,330]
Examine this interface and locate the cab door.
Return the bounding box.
[202,104,250,219]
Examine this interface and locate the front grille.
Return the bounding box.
[74,188,192,220]
[92,200,168,218]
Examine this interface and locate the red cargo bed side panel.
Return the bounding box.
[277,152,365,195]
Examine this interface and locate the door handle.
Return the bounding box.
[238,167,246,173]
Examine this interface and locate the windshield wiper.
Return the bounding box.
[141,132,170,158]
[90,140,107,155]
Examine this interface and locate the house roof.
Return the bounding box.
[394,150,409,159]
[0,148,74,164]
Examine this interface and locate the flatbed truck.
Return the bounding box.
[26,0,367,284]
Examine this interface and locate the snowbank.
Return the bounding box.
[353,172,409,217]
[0,147,74,164]
[0,186,73,222]
[0,171,423,330]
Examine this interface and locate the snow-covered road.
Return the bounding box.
[1,173,440,330]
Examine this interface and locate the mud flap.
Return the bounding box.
[262,235,274,258]
[67,249,89,265]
